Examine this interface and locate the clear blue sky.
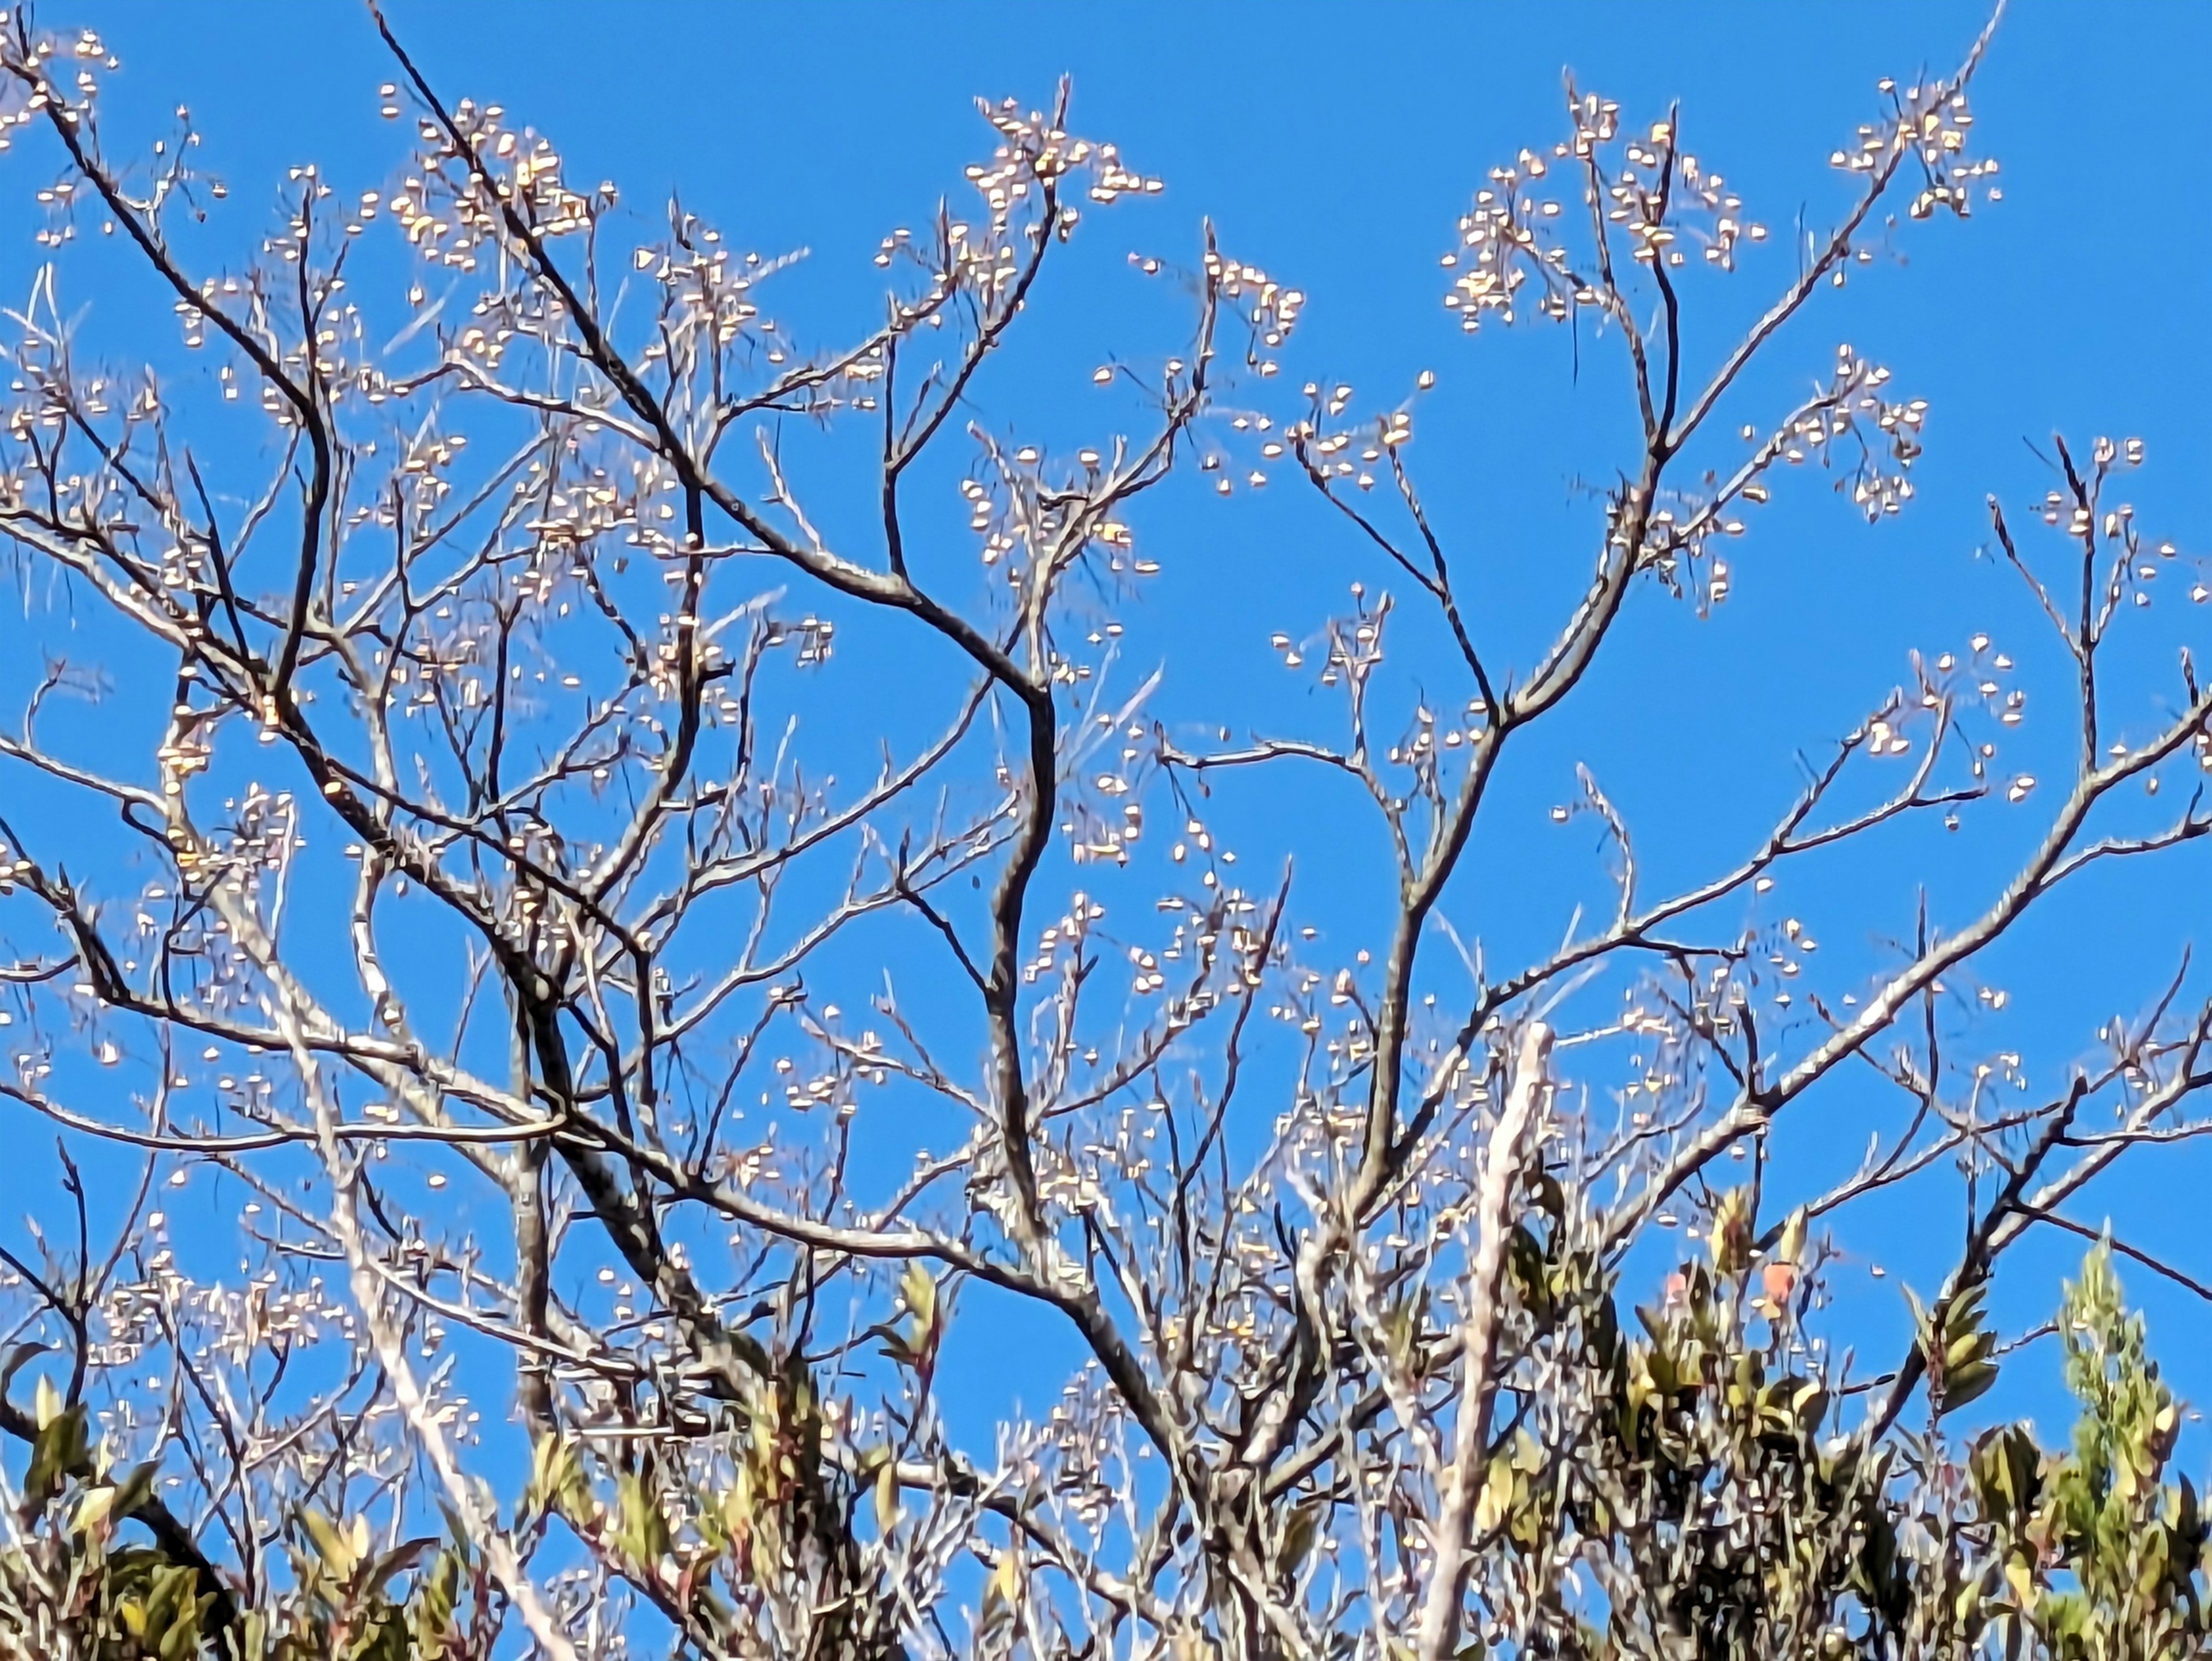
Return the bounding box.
[10,0,2212,1453]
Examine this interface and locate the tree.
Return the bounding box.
[1,4,2208,1658]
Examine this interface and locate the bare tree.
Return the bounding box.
[2,5,2210,1659]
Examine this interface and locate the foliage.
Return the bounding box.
[1,2,2209,1658]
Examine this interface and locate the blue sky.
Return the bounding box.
[8,0,2212,1466]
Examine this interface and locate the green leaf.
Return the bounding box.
[25,1401,88,1505]
[873,1457,900,1536]
[899,1259,937,1333]
[525,1433,589,1522]
[361,1537,438,1600]
[410,1549,461,1659]
[1970,1423,2043,1523]
[73,1459,160,1539]
[1707,1187,1753,1274]
[71,1481,118,1537]
[1278,1500,1320,1574]
[112,1460,160,1522]
[1902,1285,1931,1346]
[613,1471,671,1568]
[302,1508,360,1581]
[1941,1357,1999,1416]
[155,1583,211,1661]
[139,1562,192,1647]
